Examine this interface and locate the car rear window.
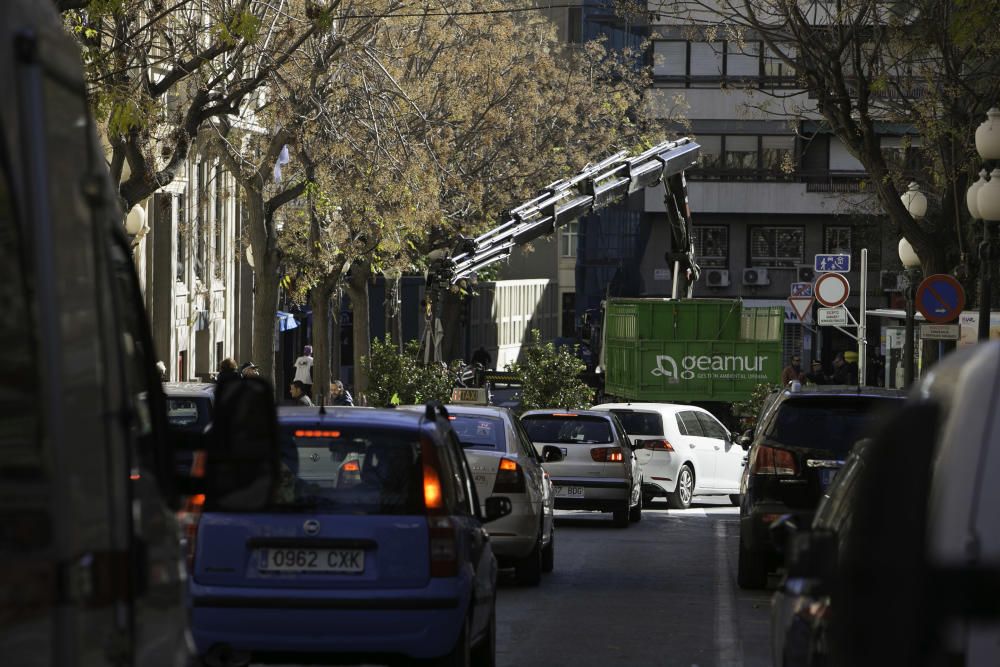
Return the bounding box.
[763,397,901,456]
[450,415,504,451]
[610,410,664,436]
[272,425,424,514]
[520,415,613,444]
[167,397,211,430]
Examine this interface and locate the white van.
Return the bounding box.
[591,403,743,509]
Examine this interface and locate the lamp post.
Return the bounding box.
[899,182,926,387]
[972,108,1000,341]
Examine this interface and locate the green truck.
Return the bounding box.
[600,298,784,405]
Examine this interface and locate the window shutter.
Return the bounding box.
[727,42,759,77]
[653,41,687,76]
[690,42,723,76]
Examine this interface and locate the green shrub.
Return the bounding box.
[363,338,453,407]
[507,330,593,413]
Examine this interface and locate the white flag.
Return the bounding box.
[273,144,290,183]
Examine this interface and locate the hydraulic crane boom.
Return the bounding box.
[427,137,702,294]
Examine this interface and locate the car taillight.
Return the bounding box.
[750,444,798,476]
[493,457,526,493]
[643,439,675,452]
[590,446,624,462]
[337,460,361,487]
[177,493,204,571]
[421,437,458,577]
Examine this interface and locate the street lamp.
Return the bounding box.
[972,108,1000,341]
[899,182,925,388]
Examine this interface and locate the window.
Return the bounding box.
[520,415,613,444]
[725,136,758,170]
[749,226,805,267]
[560,220,579,257]
[727,42,760,78]
[561,292,576,338]
[214,164,224,279]
[610,410,664,437]
[175,193,187,283]
[764,44,796,79]
[567,7,582,43]
[692,226,728,268]
[676,412,705,437]
[762,136,795,173]
[689,41,723,78]
[449,415,504,451]
[695,412,729,440]
[653,41,687,76]
[696,135,722,171]
[825,226,852,255]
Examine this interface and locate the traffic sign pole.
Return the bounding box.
[859,248,867,386]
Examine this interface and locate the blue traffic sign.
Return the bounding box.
[915,274,966,324]
[814,254,851,273]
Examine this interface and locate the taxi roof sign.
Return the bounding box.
[450,387,488,405]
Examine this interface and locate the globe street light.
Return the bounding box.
[899,183,924,387]
[972,108,1000,341]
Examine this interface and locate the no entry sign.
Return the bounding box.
[815,272,850,308]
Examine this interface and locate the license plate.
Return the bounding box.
[257,548,364,573]
[554,485,584,498]
[818,468,837,489]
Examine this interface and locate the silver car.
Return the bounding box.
[403,404,556,585]
[520,409,643,527]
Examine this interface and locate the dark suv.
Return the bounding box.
[737,384,904,589]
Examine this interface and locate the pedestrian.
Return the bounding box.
[805,359,828,385]
[292,344,313,397]
[781,354,806,387]
[471,345,492,369]
[288,380,313,406]
[330,379,354,406]
[831,352,859,384]
[216,357,240,384]
[239,361,261,379]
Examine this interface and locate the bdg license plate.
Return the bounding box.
[257,548,364,573]
[554,485,584,498]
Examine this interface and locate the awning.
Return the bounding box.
[276,311,299,331]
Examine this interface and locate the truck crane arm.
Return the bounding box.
[426,137,702,294]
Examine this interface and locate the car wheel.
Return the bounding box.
[729,494,741,506]
[541,528,555,573]
[470,601,496,667]
[514,529,542,586]
[737,539,769,590]
[667,464,694,510]
[629,490,643,523]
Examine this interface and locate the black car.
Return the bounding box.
[736,384,904,589]
[769,437,873,667]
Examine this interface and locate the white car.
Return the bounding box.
[520,409,643,527]
[403,404,556,585]
[591,403,742,509]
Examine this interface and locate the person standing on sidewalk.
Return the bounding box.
[292,345,314,397]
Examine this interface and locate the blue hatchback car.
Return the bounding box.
[188,404,511,666]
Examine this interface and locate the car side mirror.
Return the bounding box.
[769,513,799,556]
[541,445,564,463]
[484,496,513,522]
[201,377,280,511]
[738,430,753,450]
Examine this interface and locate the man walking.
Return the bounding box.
[330,380,354,406]
[781,354,806,387]
[289,380,313,406]
[292,345,314,397]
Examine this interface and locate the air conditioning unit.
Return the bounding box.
[742,267,771,286]
[705,269,730,287]
[797,265,816,283]
[880,270,904,291]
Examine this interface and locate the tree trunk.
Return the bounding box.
[347,261,372,404]
[309,266,344,405]
[244,186,280,386]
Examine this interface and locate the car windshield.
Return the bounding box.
[272,425,424,514]
[450,415,504,451]
[764,397,901,456]
[520,415,613,444]
[166,397,211,431]
[609,410,664,436]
